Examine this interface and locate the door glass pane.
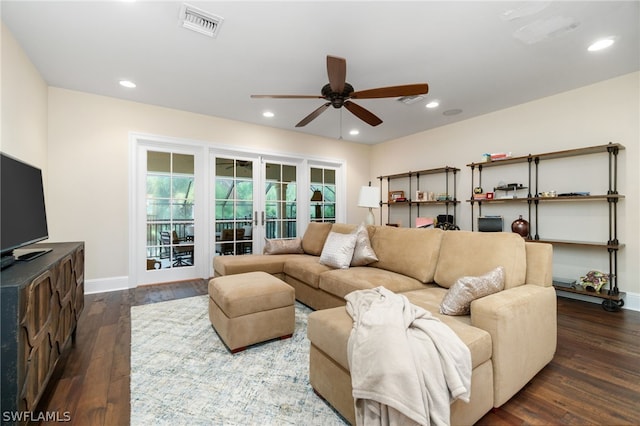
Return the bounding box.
[265,162,297,239]
[147,151,170,172]
[310,167,336,223]
[214,157,254,256]
[146,151,195,269]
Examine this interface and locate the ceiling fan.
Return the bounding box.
[251,55,429,128]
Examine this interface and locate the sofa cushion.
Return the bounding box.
[263,237,304,254]
[308,292,492,373]
[213,253,311,276]
[403,288,493,370]
[369,226,444,283]
[302,222,333,255]
[284,256,333,289]
[319,231,358,269]
[440,266,505,315]
[434,231,527,290]
[319,267,425,300]
[330,223,359,234]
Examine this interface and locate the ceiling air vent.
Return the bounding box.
[180,3,224,38]
[397,95,425,105]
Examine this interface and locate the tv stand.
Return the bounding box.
[14,247,52,261]
[1,242,84,422]
[0,254,15,269]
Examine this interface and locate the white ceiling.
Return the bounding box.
[2,1,638,144]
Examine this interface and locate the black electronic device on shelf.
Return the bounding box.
[0,153,51,269]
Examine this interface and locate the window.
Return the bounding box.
[310,167,336,223]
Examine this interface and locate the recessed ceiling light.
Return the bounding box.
[588,38,615,52]
[262,111,275,118]
[349,129,360,136]
[119,80,136,88]
[426,101,440,109]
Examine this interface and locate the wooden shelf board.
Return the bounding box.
[467,142,625,168]
[527,238,624,249]
[535,194,625,201]
[378,166,460,180]
[466,197,530,203]
[412,200,459,205]
[553,284,625,302]
[466,194,624,203]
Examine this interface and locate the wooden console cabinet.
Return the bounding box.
[1,242,84,420]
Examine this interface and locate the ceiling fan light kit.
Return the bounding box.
[251,55,429,128]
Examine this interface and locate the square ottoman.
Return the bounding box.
[208,271,295,353]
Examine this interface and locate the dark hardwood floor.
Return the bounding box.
[34,281,640,425]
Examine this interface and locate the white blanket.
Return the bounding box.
[346,287,471,426]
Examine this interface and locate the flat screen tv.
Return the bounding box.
[1,153,50,266]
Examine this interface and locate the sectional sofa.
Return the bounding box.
[213,222,557,425]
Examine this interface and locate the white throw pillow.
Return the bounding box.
[350,223,378,266]
[440,266,505,315]
[319,231,358,269]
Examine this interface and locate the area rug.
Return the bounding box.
[130,295,347,425]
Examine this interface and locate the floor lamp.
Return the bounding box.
[358,185,380,225]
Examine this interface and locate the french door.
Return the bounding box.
[134,142,205,285]
[212,152,301,259]
[131,134,345,285]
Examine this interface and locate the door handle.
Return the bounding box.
[254,211,258,226]
[261,211,265,226]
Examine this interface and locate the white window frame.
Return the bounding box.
[129,132,346,284]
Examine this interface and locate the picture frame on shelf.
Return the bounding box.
[388,190,405,202]
[415,190,426,201]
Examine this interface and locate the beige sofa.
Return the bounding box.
[213,223,557,425]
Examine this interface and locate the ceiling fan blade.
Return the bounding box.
[295,102,331,127]
[344,101,383,127]
[350,83,429,99]
[251,94,323,99]
[327,55,346,93]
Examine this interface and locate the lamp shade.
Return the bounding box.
[358,186,380,209]
[310,190,323,202]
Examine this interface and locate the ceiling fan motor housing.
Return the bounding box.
[322,83,354,108]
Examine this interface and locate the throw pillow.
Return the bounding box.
[263,237,304,255]
[440,266,505,316]
[319,231,358,269]
[301,222,333,255]
[350,223,378,266]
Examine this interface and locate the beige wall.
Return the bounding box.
[1,22,48,171]
[4,20,638,306]
[47,88,371,281]
[371,72,640,299]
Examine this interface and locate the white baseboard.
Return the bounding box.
[84,275,640,312]
[556,290,639,312]
[85,276,134,294]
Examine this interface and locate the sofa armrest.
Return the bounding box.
[470,284,557,407]
[525,242,553,287]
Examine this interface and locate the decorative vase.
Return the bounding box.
[511,215,529,238]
